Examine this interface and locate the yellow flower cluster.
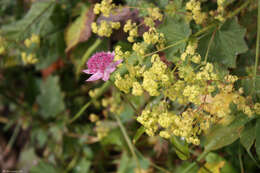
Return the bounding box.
[21,52,38,65]
[183,85,202,104]
[20,34,40,65]
[137,105,160,136]
[203,74,258,124]
[132,42,146,56]
[137,102,210,145]
[96,121,110,139]
[143,28,165,49]
[142,54,169,96]
[181,42,201,63]
[115,73,133,94]
[114,46,130,62]
[148,7,163,21]
[89,88,101,98]
[89,113,99,122]
[92,21,120,37]
[101,95,124,115]
[132,82,143,96]
[215,0,226,22]
[166,62,217,106]
[0,36,6,55]
[24,34,40,48]
[186,0,207,24]
[124,20,138,42]
[114,59,146,96]
[143,7,163,27]
[254,103,260,115]
[93,0,115,17]
[196,63,218,81]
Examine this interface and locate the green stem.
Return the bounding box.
[114,115,141,171]
[5,122,20,153]
[110,82,139,115]
[69,82,111,123]
[142,38,188,58]
[239,145,244,173]
[142,22,220,59]
[227,0,253,19]
[70,101,92,123]
[194,23,217,37]
[254,0,260,90]
[135,149,171,173]
[204,30,216,63]
[65,153,79,172]
[183,150,209,173]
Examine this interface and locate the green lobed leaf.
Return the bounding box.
[255,119,260,160]
[133,126,145,144]
[198,18,248,68]
[240,121,260,166]
[204,125,241,151]
[65,6,94,53]
[204,114,249,151]
[117,152,149,173]
[157,0,169,8]
[240,121,256,151]
[30,160,60,173]
[1,1,55,40]
[241,76,260,97]
[73,158,91,173]
[159,16,191,59]
[171,136,190,160]
[204,152,237,173]
[101,128,125,147]
[36,76,65,118]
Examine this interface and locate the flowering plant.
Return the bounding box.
[0,0,260,172]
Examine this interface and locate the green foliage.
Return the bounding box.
[159,16,191,58]
[2,1,55,39]
[198,18,248,68]
[117,152,149,173]
[0,0,260,172]
[30,161,60,173]
[255,119,260,160]
[240,121,256,151]
[203,114,250,151]
[171,136,190,160]
[72,158,91,173]
[37,76,65,118]
[65,5,94,52]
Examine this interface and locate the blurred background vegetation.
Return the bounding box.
[0,0,260,173]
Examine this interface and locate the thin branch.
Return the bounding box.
[114,115,141,171]
[254,0,260,91]
[204,30,216,63]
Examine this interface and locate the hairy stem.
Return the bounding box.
[254,0,260,90]
[204,30,216,63]
[115,115,141,171]
[228,0,253,19]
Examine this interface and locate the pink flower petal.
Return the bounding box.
[83,69,92,74]
[114,59,123,66]
[84,51,123,82]
[86,72,103,81]
[102,71,110,81]
[105,59,123,73]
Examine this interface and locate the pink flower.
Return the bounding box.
[83,51,123,82]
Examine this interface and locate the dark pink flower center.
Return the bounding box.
[87,52,114,73]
